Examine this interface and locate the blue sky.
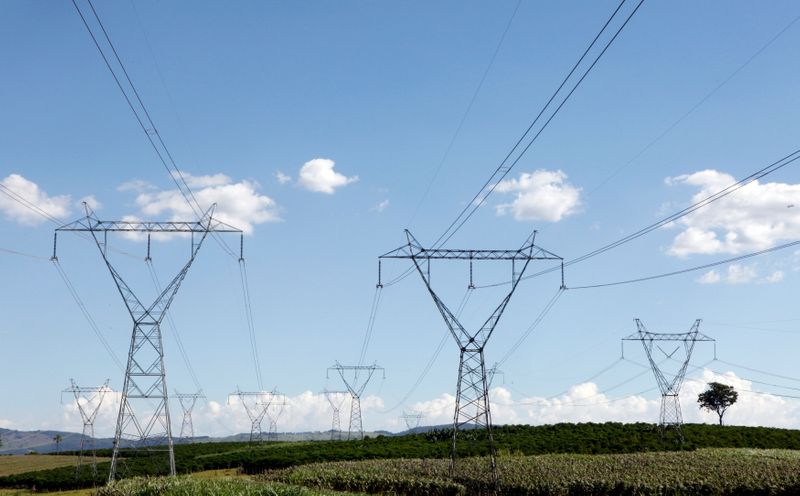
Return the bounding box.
[2,0,800,436]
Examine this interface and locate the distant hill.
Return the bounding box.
[0,427,398,455]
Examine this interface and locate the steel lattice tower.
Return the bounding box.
[328,362,385,440]
[487,363,504,388]
[229,389,273,443]
[265,391,287,441]
[622,319,715,442]
[400,411,425,432]
[322,390,348,440]
[54,204,242,481]
[381,230,562,481]
[174,391,205,443]
[62,379,110,477]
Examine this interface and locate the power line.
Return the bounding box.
[568,238,800,290]
[434,0,645,248]
[407,0,523,226]
[496,286,565,367]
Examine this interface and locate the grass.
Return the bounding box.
[96,475,368,496]
[262,448,800,495]
[0,456,108,477]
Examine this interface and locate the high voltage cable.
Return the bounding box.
[474,146,800,290]
[379,288,474,413]
[146,260,203,393]
[381,0,644,289]
[73,0,264,390]
[586,11,800,197]
[52,260,126,372]
[434,0,644,248]
[357,287,384,368]
[0,247,50,261]
[496,286,565,367]
[717,359,800,384]
[568,239,800,290]
[407,0,523,226]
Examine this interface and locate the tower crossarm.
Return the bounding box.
[329,362,385,397]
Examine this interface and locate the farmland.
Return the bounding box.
[2,423,800,493]
[0,455,109,477]
[261,448,800,495]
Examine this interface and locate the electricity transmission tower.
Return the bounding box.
[265,390,288,441]
[400,411,425,432]
[229,388,273,443]
[322,390,349,440]
[622,319,715,442]
[328,362,385,440]
[62,379,110,477]
[487,363,504,388]
[174,391,205,443]
[53,203,242,481]
[381,230,562,482]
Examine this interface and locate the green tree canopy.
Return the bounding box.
[698,382,738,425]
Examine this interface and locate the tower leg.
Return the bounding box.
[348,395,363,440]
[109,322,175,481]
[659,393,684,443]
[450,348,498,486]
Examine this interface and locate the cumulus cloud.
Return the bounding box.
[275,171,291,185]
[372,199,389,213]
[0,174,72,225]
[666,170,800,257]
[696,264,786,285]
[126,172,280,235]
[494,169,582,222]
[297,158,358,194]
[79,195,102,211]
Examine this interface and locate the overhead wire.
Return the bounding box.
[146,260,203,393]
[357,287,384,368]
[407,0,523,226]
[73,0,265,392]
[496,286,565,367]
[434,0,645,248]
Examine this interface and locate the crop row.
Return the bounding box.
[261,448,800,496]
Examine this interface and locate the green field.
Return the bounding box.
[263,449,800,495]
[0,455,109,477]
[2,423,800,494]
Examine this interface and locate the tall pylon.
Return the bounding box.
[174,391,205,443]
[622,319,715,442]
[328,362,385,440]
[400,411,425,432]
[229,388,272,443]
[54,203,242,481]
[322,390,348,440]
[381,229,562,482]
[487,363,504,388]
[265,390,287,441]
[62,379,111,477]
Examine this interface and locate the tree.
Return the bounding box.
[53,434,62,454]
[698,382,738,425]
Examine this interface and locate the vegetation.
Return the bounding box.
[0,455,109,477]
[2,423,800,491]
[96,476,365,496]
[262,448,800,495]
[699,382,739,425]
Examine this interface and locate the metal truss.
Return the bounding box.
[228,389,273,443]
[400,411,425,432]
[381,230,562,483]
[328,362,385,440]
[487,363,504,388]
[62,379,110,478]
[622,319,715,442]
[322,390,349,440]
[54,203,242,481]
[265,390,288,441]
[174,391,205,443]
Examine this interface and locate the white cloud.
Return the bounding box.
[494,169,582,222]
[176,171,231,189]
[117,179,155,193]
[372,199,389,213]
[696,264,762,285]
[79,195,102,211]
[697,270,721,284]
[275,171,291,185]
[297,158,358,194]
[129,172,280,235]
[666,170,800,257]
[764,270,784,283]
[0,174,71,226]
